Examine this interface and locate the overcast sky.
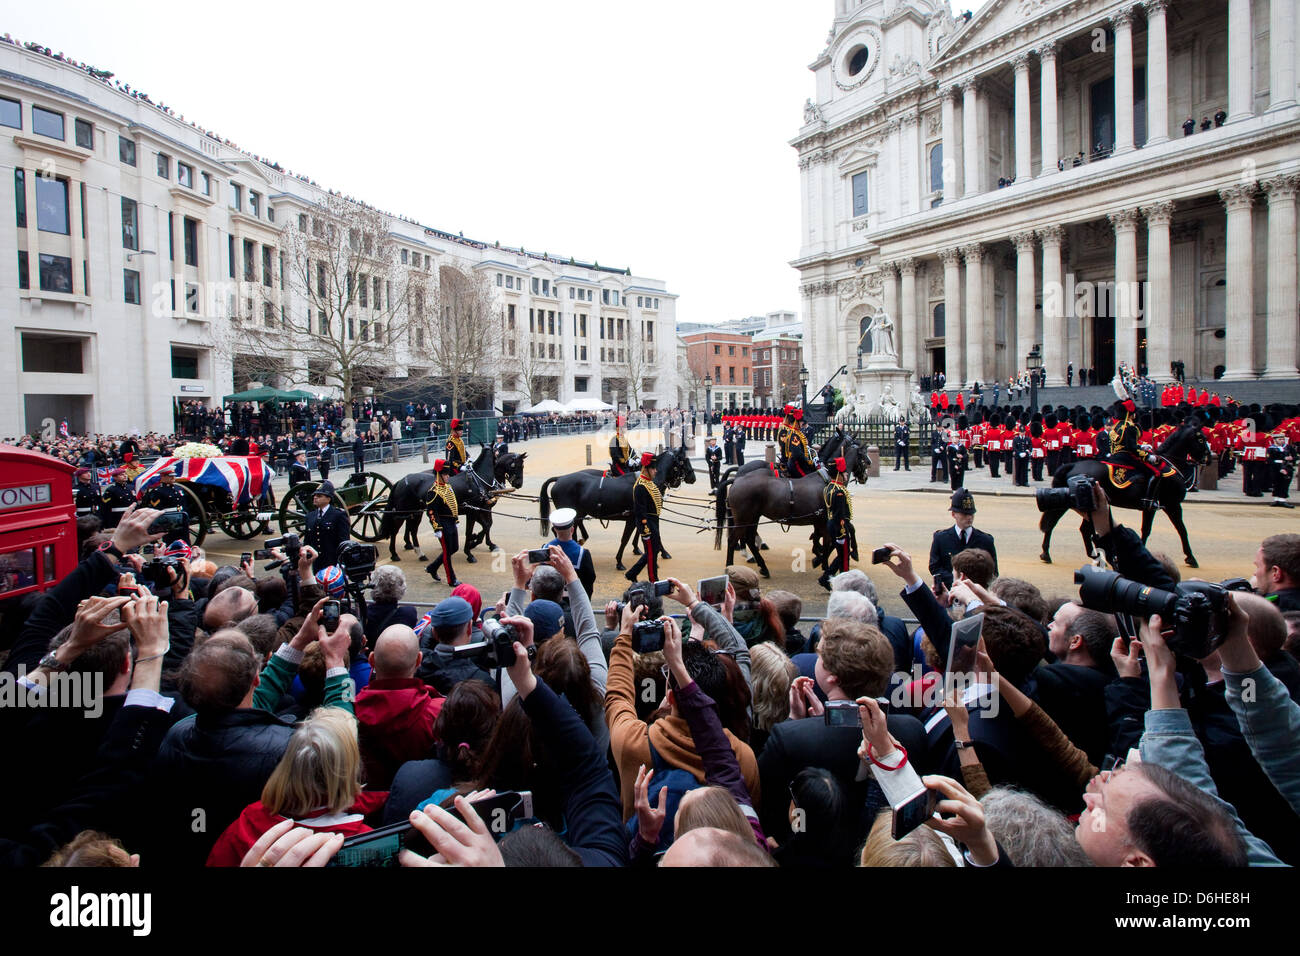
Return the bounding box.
[7,0,836,326]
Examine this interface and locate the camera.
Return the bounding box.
[141,555,183,591]
[1074,567,1230,659]
[1036,474,1097,514]
[452,617,530,668]
[337,541,377,581]
[266,533,301,566]
[147,508,189,535]
[615,582,664,621]
[631,618,666,654]
[870,546,892,565]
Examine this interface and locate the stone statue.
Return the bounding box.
[865,312,896,359]
[877,383,901,422]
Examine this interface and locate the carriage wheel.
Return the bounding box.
[347,471,394,543]
[218,505,268,540]
[278,481,346,536]
[173,482,209,548]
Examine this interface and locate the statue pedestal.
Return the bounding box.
[851,363,913,418]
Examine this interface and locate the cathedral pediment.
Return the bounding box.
[930,0,1067,68]
[838,146,880,172]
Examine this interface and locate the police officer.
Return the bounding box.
[946,433,968,491]
[625,452,664,583]
[735,418,747,466]
[930,427,948,484]
[893,419,911,471]
[1012,424,1031,487]
[424,459,461,585]
[140,470,189,544]
[818,456,856,591]
[705,436,722,492]
[99,468,135,530]
[1268,430,1296,508]
[609,415,635,476]
[73,468,101,521]
[304,480,350,573]
[444,418,468,473]
[352,430,366,475]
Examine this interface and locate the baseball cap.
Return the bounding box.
[524,599,565,643]
[428,596,473,628]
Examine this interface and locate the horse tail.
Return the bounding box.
[539,477,557,535]
[714,473,731,550]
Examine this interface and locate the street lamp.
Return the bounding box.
[704,374,713,436]
[798,365,809,414]
[1027,346,1042,414]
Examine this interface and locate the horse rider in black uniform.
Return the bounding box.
[99,469,135,530]
[444,418,469,474]
[140,469,189,544]
[625,452,663,583]
[424,459,461,586]
[818,455,856,590]
[778,406,817,478]
[609,415,635,476]
[893,419,911,471]
[1106,399,1164,509]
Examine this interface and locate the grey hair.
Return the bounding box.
[980,786,1093,867]
[370,565,407,604]
[830,569,876,603]
[825,590,878,627]
[529,565,565,602]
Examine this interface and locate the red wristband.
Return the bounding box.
[866,741,908,772]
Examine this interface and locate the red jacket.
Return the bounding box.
[354,677,444,789]
[206,790,389,867]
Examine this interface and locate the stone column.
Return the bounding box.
[900,258,919,375]
[1219,184,1258,379]
[941,247,964,386]
[1012,232,1037,377]
[900,113,921,215]
[941,85,961,197]
[1170,222,1198,376]
[1144,0,1170,144]
[962,79,982,197]
[1269,0,1297,110]
[1263,175,1300,377]
[1227,0,1254,122]
[1012,53,1033,179]
[1112,8,1136,153]
[1038,41,1059,175]
[1039,225,1066,384]
[1109,209,1141,370]
[1142,201,1175,380]
[962,243,984,385]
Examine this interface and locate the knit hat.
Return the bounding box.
[315,565,347,597]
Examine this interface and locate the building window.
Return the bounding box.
[177,163,193,188]
[580,345,587,361]
[929,143,944,193]
[728,345,735,356]
[851,171,869,217]
[244,240,256,281]
[507,304,516,328]
[118,136,136,166]
[729,367,736,384]
[201,172,211,195]
[121,197,138,250]
[121,268,140,304]
[497,273,503,287]
[568,286,574,299]
[743,367,749,384]
[0,97,20,129]
[157,152,170,178]
[318,311,329,335]
[506,275,514,289]
[74,118,94,149]
[646,321,653,341]
[14,169,26,228]
[228,235,236,279]
[933,303,945,337]
[38,253,73,293]
[575,376,589,392]
[17,251,29,289]
[637,296,643,307]
[184,217,198,267]
[32,106,64,139]
[401,248,408,264]
[186,283,200,313]
[532,277,539,294]
[229,182,242,211]
[374,276,382,309]
[170,347,200,379]
[168,214,175,261]
[35,175,70,234]
[713,344,720,355]
[262,246,272,287]
[249,191,260,218]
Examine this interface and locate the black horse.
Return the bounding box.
[380,447,527,562]
[1039,421,1210,567]
[539,445,695,570]
[714,434,868,578]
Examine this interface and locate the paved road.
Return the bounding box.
[198,432,1291,615]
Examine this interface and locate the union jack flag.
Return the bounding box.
[135,456,275,504]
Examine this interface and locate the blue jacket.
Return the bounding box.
[1222,663,1300,818]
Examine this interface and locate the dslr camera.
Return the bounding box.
[631,618,666,654]
[452,618,533,669]
[1074,567,1231,659]
[337,541,377,581]
[265,533,302,567]
[615,581,667,621]
[1036,475,1097,514]
[141,555,184,592]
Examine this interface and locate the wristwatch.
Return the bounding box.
[38,649,71,673]
[98,541,124,561]
[953,738,975,751]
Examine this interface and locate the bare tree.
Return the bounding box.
[622,318,656,409]
[217,192,429,405]
[678,350,708,408]
[420,265,503,417]
[505,319,553,406]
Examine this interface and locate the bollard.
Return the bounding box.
[586,444,592,466]
[1198,454,1218,491]
[867,445,880,478]
[421,442,429,463]
[765,444,776,464]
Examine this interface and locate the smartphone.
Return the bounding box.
[241,552,252,565]
[329,821,431,867]
[945,613,984,680]
[824,700,862,728]
[527,548,550,564]
[870,546,892,565]
[698,574,727,607]
[447,790,534,839]
[320,600,341,631]
[254,548,273,560]
[891,786,939,840]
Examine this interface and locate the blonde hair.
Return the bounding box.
[749,642,798,732]
[42,831,134,867]
[261,708,363,818]
[859,811,957,867]
[674,786,753,843]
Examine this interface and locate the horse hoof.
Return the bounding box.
[616,562,626,572]
[660,553,672,561]
[417,554,427,562]
[1040,553,1052,564]
[759,568,771,579]
[403,544,413,551]
[465,554,477,564]
[1185,556,1199,569]
[760,543,770,551]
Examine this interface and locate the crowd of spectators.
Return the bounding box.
[1,466,1297,871]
